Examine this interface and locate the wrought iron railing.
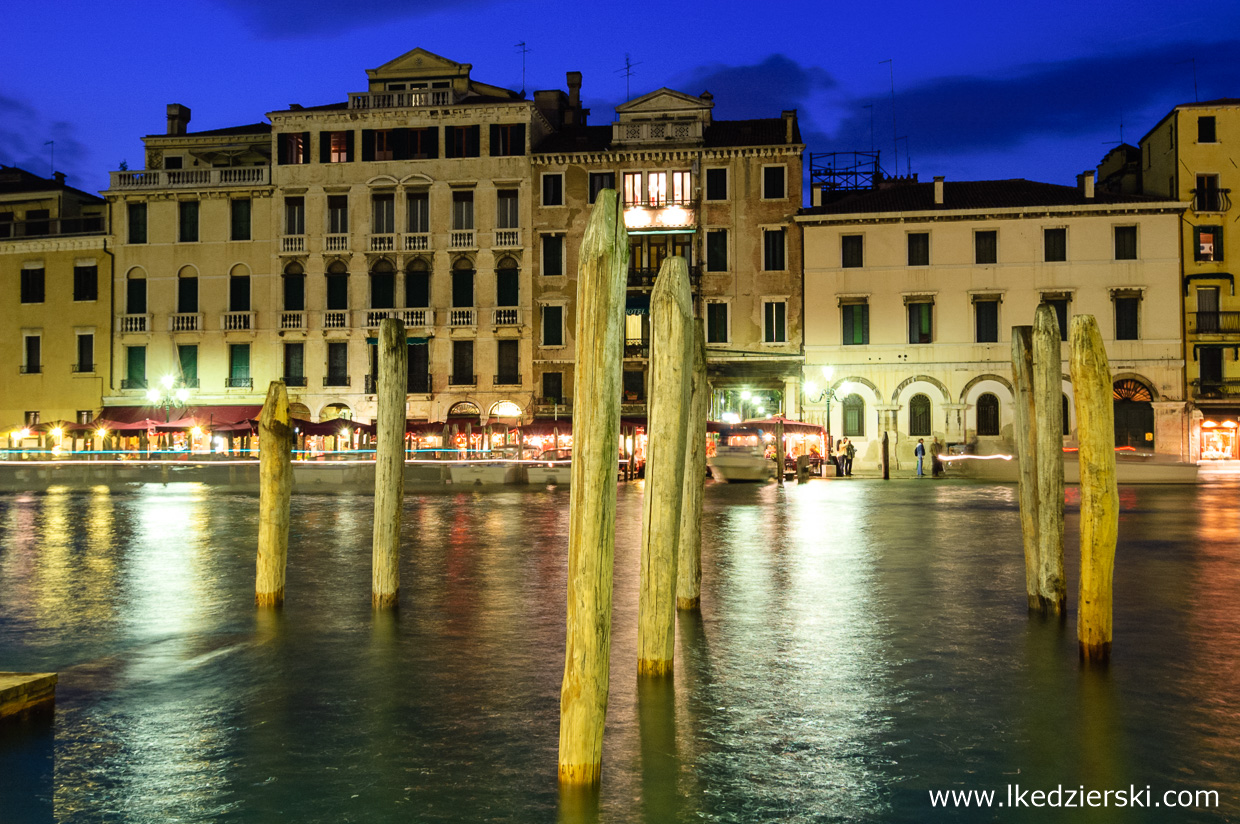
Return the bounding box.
[1190,311,1240,334]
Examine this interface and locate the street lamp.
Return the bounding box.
[146,374,191,423]
[803,365,854,441]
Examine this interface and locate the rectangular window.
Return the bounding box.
[489,123,526,156]
[371,193,395,234]
[542,235,564,277]
[496,339,519,383]
[975,298,999,343]
[20,266,44,303]
[177,276,198,314]
[706,302,729,343]
[841,235,864,268]
[1114,226,1138,260]
[542,371,564,403]
[278,132,309,164]
[496,189,519,229]
[542,173,564,206]
[908,301,933,344]
[1044,297,1070,341]
[647,172,667,206]
[452,340,474,385]
[231,199,251,241]
[23,334,40,374]
[907,232,929,266]
[1195,225,1223,261]
[842,301,869,345]
[623,172,643,206]
[763,228,786,271]
[178,200,199,243]
[1115,296,1139,340]
[1199,116,1217,143]
[327,196,349,234]
[763,166,786,199]
[283,274,304,312]
[444,125,480,158]
[406,270,429,307]
[451,191,474,230]
[496,268,519,306]
[229,275,250,312]
[371,271,395,310]
[229,344,251,384]
[975,230,997,264]
[406,192,429,233]
[320,130,353,163]
[671,171,691,205]
[73,264,98,301]
[178,345,198,386]
[327,274,348,310]
[284,197,305,235]
[705,168,728,201]
[369,129,393,161]
[1044,228,1066,262]
[763,301,787,343]
[542,305,564,347]
[408,342,430,393]
[326,342,349,384]
[589,172,615,204]
[77,333,94,373]
[1196,174,1222,211]
[128,202,147,244]
[407,127,437,159]
[126,278,146,314]
[284,343,304,380]
[126,345,146,388]
[706,229,728,272]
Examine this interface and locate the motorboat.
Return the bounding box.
[526,448,572,485]
[708,445,776,483]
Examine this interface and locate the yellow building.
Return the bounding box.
[0,166,111,433]
[797,175,1186,468]
[1135,99,1240,461]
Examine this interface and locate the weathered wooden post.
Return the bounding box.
[881,431,890,479]
[775,418,785,486]
[1033,304,1066,614]
[676,319,708,611]
[372,317,407,609]
[559,189,627,786]
[1070,315,1118,663]
[1011,325,1042,611]
[255,380,293,606]
[638,256,693,677]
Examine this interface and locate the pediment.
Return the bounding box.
[616,88,712,117]
[367,48,468,80]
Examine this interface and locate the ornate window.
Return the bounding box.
[977,393,1000,436]
[909,393,931,436]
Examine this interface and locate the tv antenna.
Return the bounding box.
[879,59,898,175]
[515,41,530,96]
[616,53,642,101]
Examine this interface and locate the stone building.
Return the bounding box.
[1,166,111,430]
[796,175,1186,469]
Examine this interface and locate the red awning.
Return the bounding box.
[739,416,826,437]
[95,405,263,429]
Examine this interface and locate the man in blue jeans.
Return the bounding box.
[915,438,926,477]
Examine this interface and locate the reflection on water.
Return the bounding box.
[0,480,1238,822]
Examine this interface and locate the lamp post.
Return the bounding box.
[803,365,853,447]
[146,375,192,456]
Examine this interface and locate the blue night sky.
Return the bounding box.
[5,0,1240,197]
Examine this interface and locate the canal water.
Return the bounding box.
[0,479,1237,823]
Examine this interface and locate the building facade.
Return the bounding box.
[1,166,111,430]
[797,176,1186,469]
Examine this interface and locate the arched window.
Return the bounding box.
[842,394,865,437]
[452,257,475,308]
[405,258,429,308]
[326,260,349,311]
[177,265,198,314]
[909,393,931,436]
[496,256,519,308]
[283,261,305,312]
[370,258,395,309]
[977,393,1000,436]
[125,269,147,315]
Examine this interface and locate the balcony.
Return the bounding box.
[494,308,520,326]
[368,233,396,252]
[324,375,351,387]
[493,374,521,386]
[119,313,151,333]
[323,310,349,330]
[1191,379,1240,399]
[613,119,703,144]
[626,263,702,290]
[225,377,254,389]
[404,232,430,251]
[221,311,255,332]
[624,339,650,359]
[169,313,202,332]
[449,308,476,327]
[533,397,572,416]
[449,374,477,387]
[348,89,458,109]
[283,375,307,388]
[400,308,432,327]
[449,230,475,250]
[622,202,697,234]
[19,365,41,374]
[325,234,349,252]
[408,373,432,394]
[282,235,306,253]
[494,228,521,248]
[1189,311,1240,335]
[1191,188,1232,213]
[280,311,306,331]
[108,167,269,191]
[0,215,105,239]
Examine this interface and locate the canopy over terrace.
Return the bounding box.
[93,405,263,432]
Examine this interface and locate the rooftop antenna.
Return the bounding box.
[515,41,530,96]
[879,59,898,175]
[616,53,642,101]
[863,103,874,151]
[44,140,54,177]
[1175,58,1198,102]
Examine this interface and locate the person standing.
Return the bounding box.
[914,438,926,477]
[834,438,846,477]
[843,437,856,476]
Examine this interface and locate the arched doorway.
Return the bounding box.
[1113,379,1154,449]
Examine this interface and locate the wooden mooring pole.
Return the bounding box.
[372,317,407,609]
[255,380,293,607]
[1011,325,1042,611]
[638,256,693,676]
[676,319,707,611]
[559,190,627,786]
[1033,304,1066,614]
[1070,315,1117,663]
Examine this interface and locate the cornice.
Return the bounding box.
[532,144,802,166]
[795,201,1189,226]
[0,235,108,255]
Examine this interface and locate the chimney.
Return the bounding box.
[933,176,945,205]
[1078,170,1096,199]
[166,103,191,136]
[53,171,66,186]
[565,72,582,127]
[782,109,796,144]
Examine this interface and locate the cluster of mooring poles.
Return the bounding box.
[1012,305,1117,664]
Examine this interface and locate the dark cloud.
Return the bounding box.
[0,94,94,190]
[670,55,838,120]
[206,0,485,37]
